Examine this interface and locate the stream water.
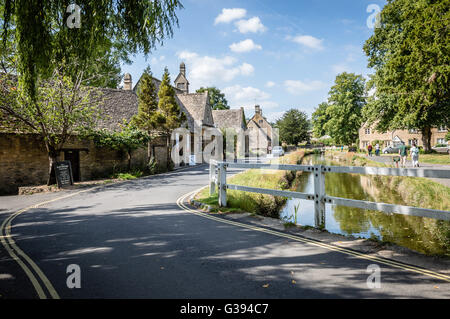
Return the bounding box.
[280,154,450,256]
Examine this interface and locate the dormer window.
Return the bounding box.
[177,83,185,90]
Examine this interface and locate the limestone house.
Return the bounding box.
[246,105,274,154]
[0,85,155,195]
[212,107,248,157]
[358,122,448,150]
[134,62,215,164]
[212,107,247,131]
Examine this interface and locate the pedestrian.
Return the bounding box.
[375,143,380,156]
[410,143,420,168]
[398,142,408,167]
[368,144,373,157]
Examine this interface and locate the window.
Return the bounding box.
[177,83,185,89]
[362,141,369,148]
[259,120,263,124]
[438,126,447,132]
[385,140,391,146]
[408,128,419,134]
[364,128,370,134]
[408,139,418,146]
[437,138,445,145]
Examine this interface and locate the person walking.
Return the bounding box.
[398,142,408,167]
[368,144,373,157]
[375,143,380,156]
[410,143,420,168]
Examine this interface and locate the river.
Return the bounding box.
[280,154,450,256]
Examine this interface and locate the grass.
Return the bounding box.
[109,170,144,180]
[195,150,310,218]
[379,153,450,165]
[328,151,450,211]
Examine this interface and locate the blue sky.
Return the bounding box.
[122,0,386,122]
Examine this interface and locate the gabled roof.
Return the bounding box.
[212,108,246,131]
[174,72,189,85]
[176,92,214,130]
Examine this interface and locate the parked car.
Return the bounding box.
[271,146,285,157]
[382,146,401,154]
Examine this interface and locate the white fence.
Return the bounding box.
[209,160,450,227]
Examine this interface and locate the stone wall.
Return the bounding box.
[0,133,168,195]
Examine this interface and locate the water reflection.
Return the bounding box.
[281,155,450,256]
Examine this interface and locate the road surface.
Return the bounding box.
[0,165,449,299]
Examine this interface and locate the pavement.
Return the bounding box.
[0,165,449,299]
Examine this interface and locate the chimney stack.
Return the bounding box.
[123,73,132,90]
[255,105,261,115]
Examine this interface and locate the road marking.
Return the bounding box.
[177,190,450,283]
[0,165,205,299]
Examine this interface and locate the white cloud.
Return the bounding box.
[214,8,247,25]
[289,35,324,50]
[265,81,276,88]
[235,17,266,34]
[150,55,165,65]
[176,51,254,89]
[284,80,325,95]
[223,85,278,111]
[229,39,262,53]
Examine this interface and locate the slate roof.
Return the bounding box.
[212,108,246,131]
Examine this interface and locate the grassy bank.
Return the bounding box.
[195,150,310,217]
[327,151,450,211]
[378,153,450,165]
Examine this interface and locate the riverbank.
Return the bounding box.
[327,150,450,212]
[195,150,310,217]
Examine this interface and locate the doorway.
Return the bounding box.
[64,150,80,182]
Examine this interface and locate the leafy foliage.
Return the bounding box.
[311,102,330,138]
[275,109,309,145]
[132,66,166,135]
[322,72,366,146]
[196,87,229,110]
[90,121,150,170]
[1,0,183,100]
[363,0,449,150]
[158,68,186,133]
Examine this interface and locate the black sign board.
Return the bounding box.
[55,161,74,188]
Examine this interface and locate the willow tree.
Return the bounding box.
[157,68,186,168]
[1,0,183,100]
[0,0,183,182]
[363,0,449,151]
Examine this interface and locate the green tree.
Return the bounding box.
[363,0,449,151]
[196,87,229,110]
[275,109,309,145]
[1,0,183,101]
[0,65,101,185]
[90,122,150,171]
[311,102,330,138]
[158,68,186,168]
[132,66,165,160]
[324,72,366,146]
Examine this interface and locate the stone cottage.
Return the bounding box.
[246,105,274,154]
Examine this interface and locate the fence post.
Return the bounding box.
[313,165,326,228]
[209,161,216,196]
[218,163,227,207]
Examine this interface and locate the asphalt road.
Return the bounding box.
[0,165,449,299]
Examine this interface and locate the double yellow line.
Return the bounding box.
[177,190,450,283]
[0,166,202,299]
[0,189,95,299]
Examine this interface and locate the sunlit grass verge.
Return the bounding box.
[328,151,450,211]
[195,150,310,218]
